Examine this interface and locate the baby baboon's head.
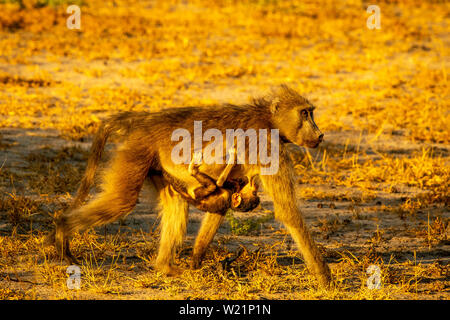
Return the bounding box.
[230,176,260,212]
[262,85,324,149]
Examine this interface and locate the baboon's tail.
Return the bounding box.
[44,120,113,248]
[69,123,112,209]
[70,111,140,209]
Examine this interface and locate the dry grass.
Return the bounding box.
[0,0,448,299]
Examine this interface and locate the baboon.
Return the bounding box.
[46,85,331,287]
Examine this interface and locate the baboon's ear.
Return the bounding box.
[231,193,242,208]
[270,97,280,114]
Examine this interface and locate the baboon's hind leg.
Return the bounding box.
[54,147,151,262]
[191,212,224,269]
[155,185,189,275]
[45,229,79,264]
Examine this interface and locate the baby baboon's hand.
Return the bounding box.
[188,151,202,175]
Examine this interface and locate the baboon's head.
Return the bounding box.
[231,176,260,212]
[260,85,324,148]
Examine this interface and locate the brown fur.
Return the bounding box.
[46,85,331,288]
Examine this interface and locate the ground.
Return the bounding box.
[0,0,448,300]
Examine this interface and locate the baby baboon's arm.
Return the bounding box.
[188,145,236,199]
[188,152,218,199]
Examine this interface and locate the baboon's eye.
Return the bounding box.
[301,110,308,118]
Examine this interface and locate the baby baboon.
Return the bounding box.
[165,168,260,215]
[165,150,260,214]
[46,85,331,287]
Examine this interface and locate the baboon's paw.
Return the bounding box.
[190,256,203,270]
[316,271,333,289]
[53,241,80,265]
[50,251,80,265]
[64,252,80,265]
[155,264,184,276]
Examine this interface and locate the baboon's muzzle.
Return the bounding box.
[305,132,323,148]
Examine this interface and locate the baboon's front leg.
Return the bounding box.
[259,151,332,288]
[191,212,224,269]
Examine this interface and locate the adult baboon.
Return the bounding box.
[46,85,331,287]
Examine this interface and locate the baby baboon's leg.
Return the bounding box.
[216,144,236,187]
[155,185,189,275]
[191,212,224,269]
[259,151,332,288]
[188,152,217,199]
[189,171,218,199]
[55,146,151,262]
